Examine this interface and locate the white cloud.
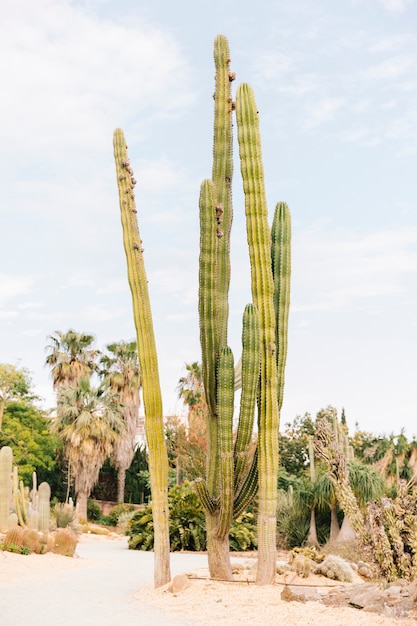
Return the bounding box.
[292,225,417,313]
[0,0,194,160]
[0,311,19,320]
[305,98,344,128]
[379,0,410,12]
[0,274,37,304]
[363,56,413,81]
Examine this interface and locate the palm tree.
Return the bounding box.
[100,341,141,503]
[51,378,125,519]
[314,470,340,543]
[45,330,98,391]
[177,362,207,427]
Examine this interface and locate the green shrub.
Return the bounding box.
[52,502,82,536]
[108,503,136,526]
[230,511,257,551]
[87,499,102,521]
[127,481,258,552]
[128,481,206,551]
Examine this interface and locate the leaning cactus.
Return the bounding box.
[113,128,171,589]
[196,36,291,585]
[0,446,13,532]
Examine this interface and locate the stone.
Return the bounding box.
[170,574,190,594]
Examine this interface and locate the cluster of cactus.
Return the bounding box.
[0,446,79,557]
[0,446,51,532]
[195,35,291,584]
[314,419,417,581]
[366,481,417,581]
[314,417,366,539]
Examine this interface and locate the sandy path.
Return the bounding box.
[1,534,416,626]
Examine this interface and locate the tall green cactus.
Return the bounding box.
[197,36,291,584]
[113,128,171,588]
[0,446,13,532]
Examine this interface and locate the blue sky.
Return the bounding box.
[1,0,417,437]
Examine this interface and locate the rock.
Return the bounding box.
[169,574,190,594]
[281,585,322,603]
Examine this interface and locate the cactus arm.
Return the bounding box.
[113,128,171,589]
[212,34,234,351]
[233,447,258,519]
[198,179,220,495]
[194,478,218,515]
[236,82,279,585]
[216,346,234,538]
[271,202,291,410]
[198,179,219,420]
[233,304,260,491]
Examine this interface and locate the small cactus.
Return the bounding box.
[52,528,78,557]
[22,528,42,554]
[3,526,25,550]
[316,554,354,583]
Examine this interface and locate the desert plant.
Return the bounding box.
[113,129,171,588]
[52,501,81,536]
[3,525,25,550]
[22,528,42,554]
[0,446,13,532]
[195,34,291,585]
[52,527,78,557]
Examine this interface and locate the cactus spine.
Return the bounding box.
[113,128,171,588]
[0,446,13,532]
[197,36,291,584]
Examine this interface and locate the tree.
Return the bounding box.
[45,330,98,391]
[0,363,32,429]
[100,341,141,503]
[1,400,60,488]
[51,378,125,519]
[165,414,207,483]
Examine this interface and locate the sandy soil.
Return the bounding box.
[137,553,417,626]
[2,533,417,626]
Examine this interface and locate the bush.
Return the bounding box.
[230,511,257,551]
[52,502,81,535]
[87,499,102,521]
[108,503,136,526]
[127,481,206,551]
[127,481,259,552]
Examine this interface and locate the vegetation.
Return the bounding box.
[51,378,125,519]
[193,34,291,586]
[127,481,257,553]
[99,341,141,503]
[113,127,171,588]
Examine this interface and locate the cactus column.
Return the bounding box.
[0,446,13,532]
[236,83,278,584]
[113,129,171,588]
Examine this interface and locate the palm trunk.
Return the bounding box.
[77,491,88,521]
[306,507,319,546]
[329,503,340,543]
[206,513,232,580]
[335,514,357,543]
[117,467,126,503]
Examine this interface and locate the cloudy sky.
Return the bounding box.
[1,0,417,437]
